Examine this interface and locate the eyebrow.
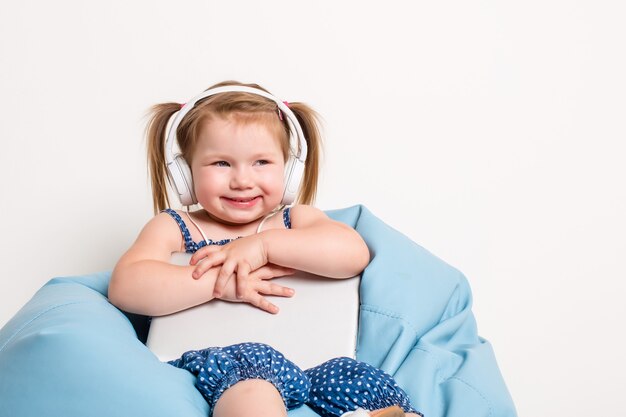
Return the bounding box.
[195,151,282,162]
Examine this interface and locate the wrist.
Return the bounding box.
[258,229,279,264]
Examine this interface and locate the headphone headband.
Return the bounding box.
[164,85,308,207]
[165,85,307,165]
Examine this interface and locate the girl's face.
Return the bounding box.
[190,115,286,225]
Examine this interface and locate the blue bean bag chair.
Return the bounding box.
[0,205,516,417]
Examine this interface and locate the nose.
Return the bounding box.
[230,166,253,189]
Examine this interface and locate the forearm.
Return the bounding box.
[261,224,370,278]
[109,260,218,316]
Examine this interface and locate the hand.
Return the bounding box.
[190,235,268,299]
[216,263,296,314]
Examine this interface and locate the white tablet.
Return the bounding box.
[146,252,361,370]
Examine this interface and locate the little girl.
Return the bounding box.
[108,81,421,417]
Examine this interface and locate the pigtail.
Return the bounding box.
[146,103,181,214]
[288,102,322,205]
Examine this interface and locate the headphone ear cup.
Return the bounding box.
[167,155,197,206]
[282,155,305,205]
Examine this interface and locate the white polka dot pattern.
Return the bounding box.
[168,342,310,411]
[168,344,420,417]
[304,357,418,417]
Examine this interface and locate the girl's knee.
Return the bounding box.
[214,379,287,417]
[170,343,311,412]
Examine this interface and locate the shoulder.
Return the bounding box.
[147,209,185,231]
[131,210,185,256]
[159,208,186,228]
[288,204,330,228]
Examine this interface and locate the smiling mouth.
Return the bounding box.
[225,196,259,202]
[222,196,261,207]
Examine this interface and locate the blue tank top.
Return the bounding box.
[162,208,292,254]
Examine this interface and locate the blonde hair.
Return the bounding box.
[146,81,322,214]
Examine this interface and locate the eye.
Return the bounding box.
[254,160,269,166]
[214,161,230,167]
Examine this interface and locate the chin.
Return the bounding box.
[220,210,265,225]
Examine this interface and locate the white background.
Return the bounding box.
[1,1,625,416]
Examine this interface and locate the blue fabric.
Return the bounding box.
[305,357,419,417]
[162,208,237,253]
[162,207,292,253]
[0,205,516,417]
[169,342,310,412]
[283,206,292,229]
[338,206,517,417]
[169,343,417,417]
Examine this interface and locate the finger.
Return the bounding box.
[189,245,222,265]
[191,251,226,279]
[213,260,237,297]
[256,265,296,280]
[259,281,295,298]
[213,273,236,300]
[236,263,251,300]
[245,292,279,315]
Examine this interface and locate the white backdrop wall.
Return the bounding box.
[1,1,625,416]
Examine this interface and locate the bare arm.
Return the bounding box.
[262,205,370,278]
[191,205,370,298]
[108,213,217,316]
[109,213,293,316]
[110,260,218,316]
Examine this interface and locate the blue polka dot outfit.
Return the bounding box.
[162,208,292,253]
[168,343,310,411]
[169,346,420,417]
[305,357,421,417]
[163,208,421,417]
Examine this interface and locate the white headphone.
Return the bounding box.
[164,85,308,207]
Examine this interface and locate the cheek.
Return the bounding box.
[192,169,223,192]
[259,166,285,190]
